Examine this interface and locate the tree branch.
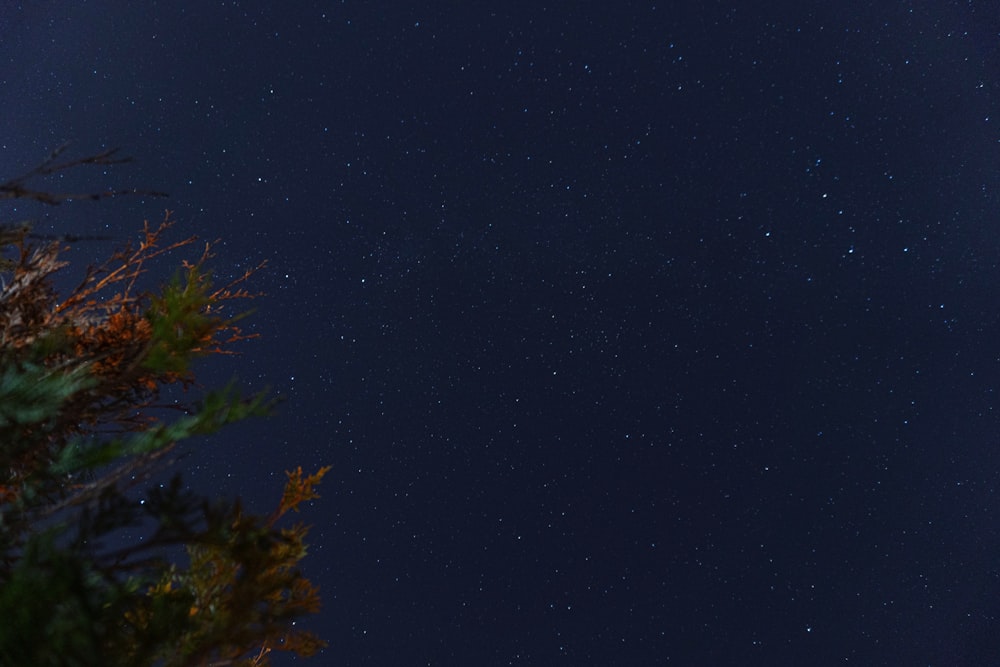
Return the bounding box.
[0,144,168,205]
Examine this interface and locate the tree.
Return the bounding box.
[0,148,328,666]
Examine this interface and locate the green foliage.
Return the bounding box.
[0,360,94,439]
[0,532,105,666]
[51,386,273,476]
[143,265,217,376]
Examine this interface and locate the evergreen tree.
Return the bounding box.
[0,148,327,666]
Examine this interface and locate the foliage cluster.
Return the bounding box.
[0,152,328,667]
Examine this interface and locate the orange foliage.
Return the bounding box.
[271,465,332,526]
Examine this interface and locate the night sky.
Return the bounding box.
[4,1,1000,665]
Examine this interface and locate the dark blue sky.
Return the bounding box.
[4,1,1000,664]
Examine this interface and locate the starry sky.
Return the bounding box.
[4,1,1000,665]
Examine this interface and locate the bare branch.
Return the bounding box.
[0,144,168,205]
